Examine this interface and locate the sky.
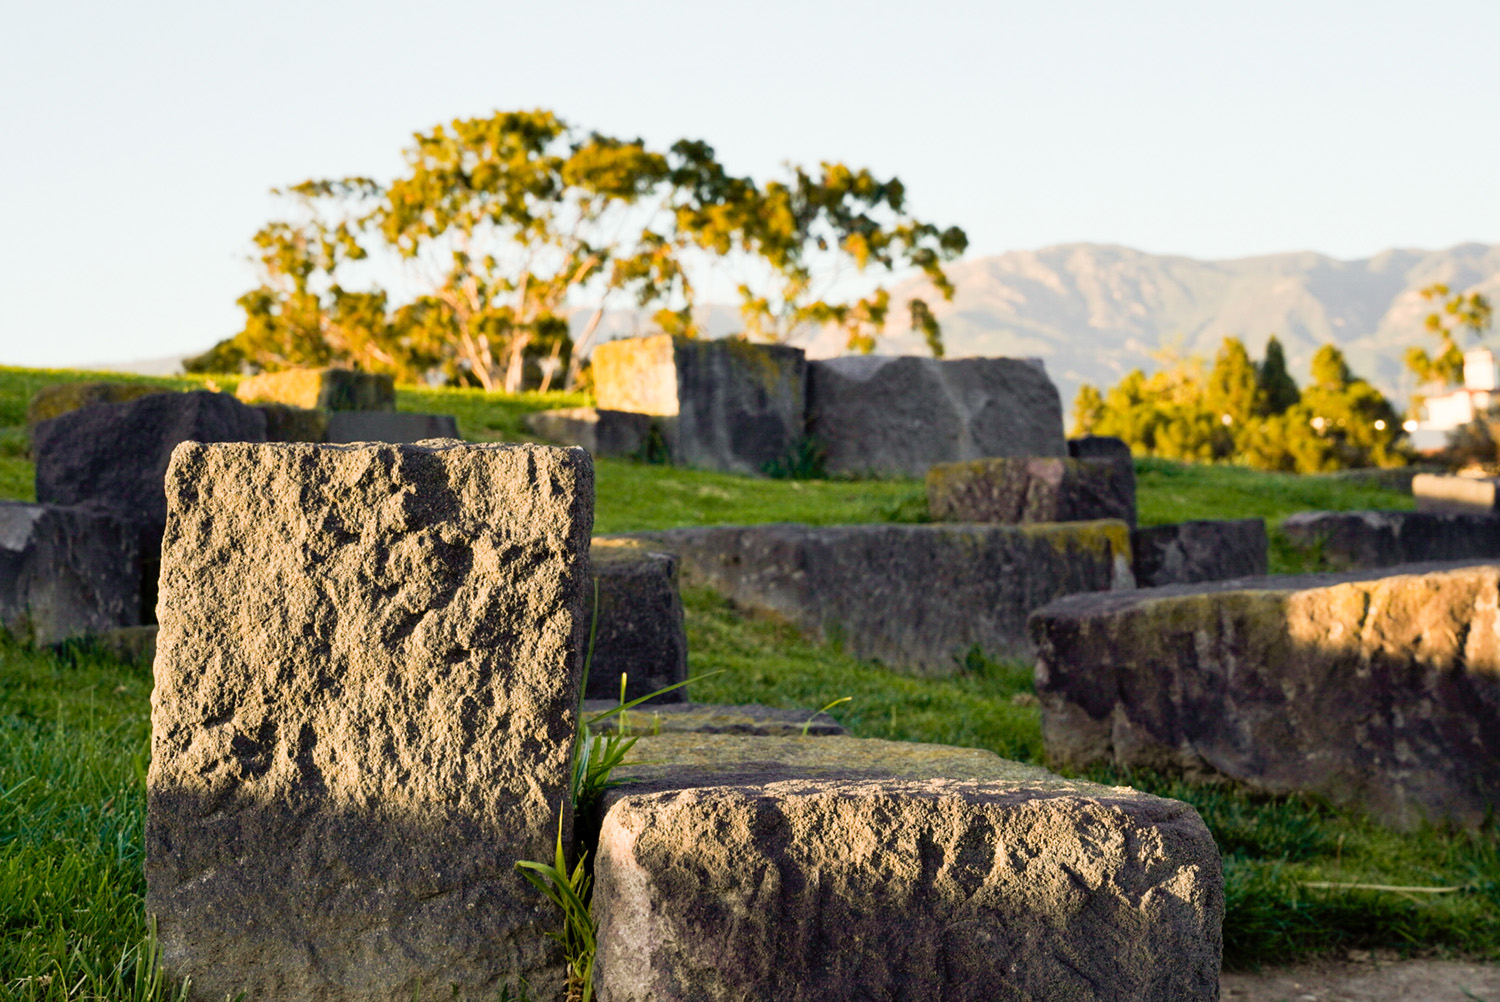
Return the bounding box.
[3,0,1499,369]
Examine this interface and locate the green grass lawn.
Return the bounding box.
[0,364,1492,998]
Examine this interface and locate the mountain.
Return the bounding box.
[804,242,1500,415]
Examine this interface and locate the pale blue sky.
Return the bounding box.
[3,0,1498,368]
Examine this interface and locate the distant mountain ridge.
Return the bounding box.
[829,242,1500,415]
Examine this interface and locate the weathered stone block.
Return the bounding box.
[27,380,172,427]
[1413,473,1500,514]
[806,355,1067,477]
[1029,561,1500,829]
[524,407,658,458]
[588,540,688,704]
[1282,509,1500,570]
[255,402,329,443]
[927,456,1136,527]
[1067,434,1133,466]
[1131,519,1268,586]
[592,335,806,475]
[0,501,143,645]
[594,736,1222,1002]
[235,366,396,411]
[324,411,460,444]
[610,521,1133,670]
[147,440,595,1001]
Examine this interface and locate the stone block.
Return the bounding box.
[581,703,846,737]
[0,501,143,645]
[588,539,688,704]
[1131,519,1268,586]
[592,335,806,475]
[524,407,658,458]
[147,440,595,1001]
[1413,473,1500,514]
[1282,509,1500,570]
[593,735,1222,1002]
[1029,560,1500,829]
[927,456,1136,527]
[235,366,396,412]
[323,411,460,444]
[609,520,1133,671]
[1067,434,1133,466]
[806,355,1067,478]
[27,380,173,427]
[255,402,329,443]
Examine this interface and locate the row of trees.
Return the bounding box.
[1073,336,1404,472]
[189,110,968,392]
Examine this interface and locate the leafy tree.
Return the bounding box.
[1256,335,1300,415]
[1206,337,1262,429]
[1404,283,1494,387]
[194,111,966,390]
[1072,383,1105,435]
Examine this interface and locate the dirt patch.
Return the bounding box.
[1222,955,1499,1002]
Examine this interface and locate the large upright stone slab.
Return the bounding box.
[592,335,806,475]
[593,735,1222,1002]
[235,366,396,411]
[1282,509,1500,570]
[1029,561,1500,829]
[806,355,1067,477]
[147,441,595,1001]
[0,501,143,644]
[926,456,1136,527]
[610,520,1133,670]
[588,539,688,704]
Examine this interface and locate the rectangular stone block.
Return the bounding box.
[1130,519,1268,586]
[1282,509,1500,570]
[235,366,396,412]
[927,456,1136,527]
[525,407,659,458]
[588,540,688,704]
[324,411,460,444]
[1029,560,1500,829]
[0,501,143,645]
[609,521,1133,671]
[147,441,595,1001]
[806,355,1067,477]
[592,335,806,475]
[594,735,1222,1002]
[1413,472,1500,514]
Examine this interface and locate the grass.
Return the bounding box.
[0,363,1491,994]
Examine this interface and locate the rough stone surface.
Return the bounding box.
[256,403,329,443]
[1413,473,1500,514]
[1068,434,1133,466]
[0,501,143,645]
[1030,561,1500,829]
[610,520,1133,670]
[592,335,807,475]
[99,624,159,664]
[1131,519,1268,586]
[1282,509,1500,570]
[806,355,1067,477]
[235,366,396,412]
[26,381,172,427]
[324,411,460,444]
[32,390,268,546]
[524,407,658,458]
[594,737,1222,1002]
[588,539,688,704]
[927,456,1136,527]
[147,440,595,1001]
[581,703,847,737]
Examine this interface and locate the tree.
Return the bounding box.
[193,111,967,391]
[1256,335,1300,415]
[1206,336,1262,429]
[1404,283,1494,387]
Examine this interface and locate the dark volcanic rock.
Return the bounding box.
[927,456,1136,527]
[1029,561,1500,829]
[1281,509,1500,570]
[609,520,1133,670]
[1131,519,1268,586]
[147,441,594,1001]
[588,539,688,704]
[0,501,143,644]
[525,407,659,458]
[806,355,1067,477]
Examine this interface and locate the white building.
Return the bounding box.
[1411,348,1498,450]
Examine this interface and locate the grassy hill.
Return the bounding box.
[0,365,1491,999]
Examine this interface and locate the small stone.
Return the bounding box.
[1131,519,1268,586]
[927,456,1136,527]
